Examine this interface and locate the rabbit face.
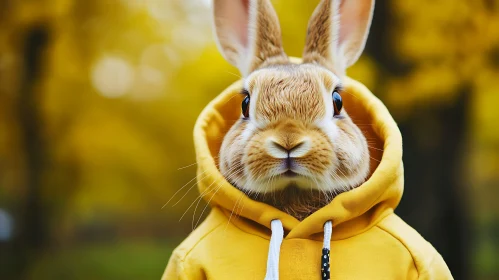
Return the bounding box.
[220,64,369,195]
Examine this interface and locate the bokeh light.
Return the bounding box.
[91,55,135,98]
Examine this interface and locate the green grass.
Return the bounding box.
[27,240,178,280]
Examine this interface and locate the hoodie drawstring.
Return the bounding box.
[265,220,284,280]
[264,220,332,280]
[322,221,332,280]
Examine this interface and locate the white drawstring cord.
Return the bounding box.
[323,221,332,249]
[264,220,332,280]
[321,221,333,280]
[265,219,284,280]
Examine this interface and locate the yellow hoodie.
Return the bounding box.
[162,77,453,280]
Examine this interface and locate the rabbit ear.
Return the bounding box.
[303,0,374,75]
[213,0,288,77]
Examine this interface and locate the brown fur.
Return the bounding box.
[251,65,326,123]
[303,0,338,71]
[249,0,289,71]
[254,187,332,221]
[303,0,375,74]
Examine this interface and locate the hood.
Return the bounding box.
[193,69,403,240]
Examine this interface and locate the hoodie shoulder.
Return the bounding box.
[162,209,226,279]
[377,214,453,280]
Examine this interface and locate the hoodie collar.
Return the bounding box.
[193,73,403,240]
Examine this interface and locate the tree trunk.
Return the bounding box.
[8,25,51,278]
[397,94,471,280]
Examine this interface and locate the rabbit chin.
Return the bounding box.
[241,175,316,194]
[234,167,368,220]
[238,166,365,195]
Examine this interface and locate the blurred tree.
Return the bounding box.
[17,22,51,264]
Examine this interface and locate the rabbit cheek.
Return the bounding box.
[219,120,252,188]
[242,134,283,192]
[329,119,370,189]
[293,129,334,176]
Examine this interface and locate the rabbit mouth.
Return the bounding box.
[282,170,299,177]
[269,171,316,191]
[277,158,306,179]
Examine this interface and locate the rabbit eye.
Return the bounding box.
[242,94,250,118]
[332,90,342,116]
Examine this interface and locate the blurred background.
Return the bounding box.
[0,0,497,279]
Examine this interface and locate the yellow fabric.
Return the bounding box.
[162,75,453,279]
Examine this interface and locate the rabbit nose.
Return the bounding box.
[265,137,311,159]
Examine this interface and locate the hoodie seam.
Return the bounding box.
[178,258,187,279]
[426,250,437,268]
[417,249,444,279]
[180,221,225,262]
[375,225,420,279]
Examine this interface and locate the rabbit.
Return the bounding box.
[216,0,373,221]
[163,1,453,279]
